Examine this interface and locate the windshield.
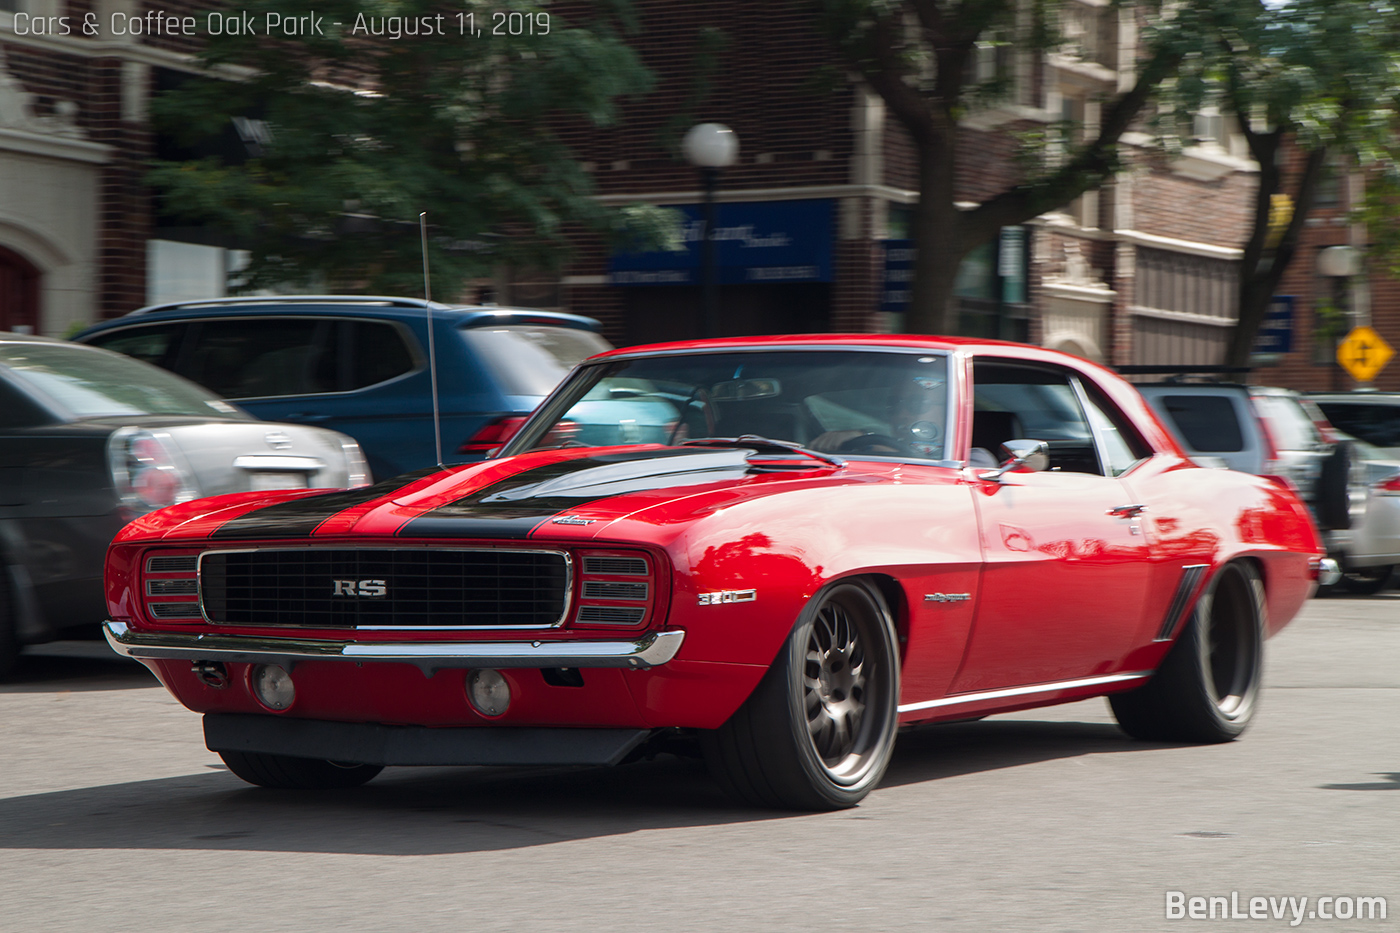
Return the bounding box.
[1,343,248,420]
[459,325,612,396]
[506,350,951,461]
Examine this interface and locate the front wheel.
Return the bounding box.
[219,750,383,789]
[700,580,900,810]
[1110,561,1264,743]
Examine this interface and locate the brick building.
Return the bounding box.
[2,0,1396,391]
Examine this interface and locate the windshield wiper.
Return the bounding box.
[680,435,845,468]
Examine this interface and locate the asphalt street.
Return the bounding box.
[2,593,1397,933]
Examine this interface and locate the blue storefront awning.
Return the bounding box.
[609,199,833,286]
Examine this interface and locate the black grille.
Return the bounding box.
[148,580,198,596]
[582,581,649,600]
[148,555,198,573]
[576,606,646,624]
[582,556,647,575]
[149,601,201,619]
[200,549,569,628]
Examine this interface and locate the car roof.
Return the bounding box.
[0,331,77,346]
[1310,392,1400,402]
[74,296,600,334]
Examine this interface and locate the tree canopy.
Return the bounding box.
[150,0,659,297]
[813,0,1200,335]
[1161,0,1400,366]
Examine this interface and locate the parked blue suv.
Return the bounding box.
[72,297,611,480]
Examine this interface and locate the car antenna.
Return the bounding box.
[420,211,444,468]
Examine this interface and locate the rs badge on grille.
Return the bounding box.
[333,579,388,597]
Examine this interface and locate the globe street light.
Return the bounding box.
[682,123,739,338]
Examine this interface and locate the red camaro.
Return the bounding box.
[104,335,1331,809]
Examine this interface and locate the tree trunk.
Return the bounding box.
[1225,143,1328,368]
[904,133,969,335]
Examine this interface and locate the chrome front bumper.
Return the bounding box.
[103,621,685,673]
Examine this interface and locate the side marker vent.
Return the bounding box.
[1155,564,1209,641]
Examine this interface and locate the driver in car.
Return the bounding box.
[808,375,945,457]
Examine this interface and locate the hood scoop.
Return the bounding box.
[479,449,751,504]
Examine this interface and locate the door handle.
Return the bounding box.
[286,413,332,422]
[1107,503,1148,518]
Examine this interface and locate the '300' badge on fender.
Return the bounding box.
[697,589,757,606]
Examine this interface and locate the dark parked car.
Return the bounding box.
[0,332,370,677]
[71,297,612,480]
[1310,392,1400,459]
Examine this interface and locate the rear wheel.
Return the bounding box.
[1343,565,1394,596]
[1110,561,1264,743]
[0,566,17,680]
[219,750,383,789]
[700,580,900,810]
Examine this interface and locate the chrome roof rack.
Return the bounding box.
[126,295,455,316]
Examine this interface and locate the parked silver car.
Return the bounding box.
[1328,432,1400,593]
[1137,381,1384,592]
[0,333,370,676]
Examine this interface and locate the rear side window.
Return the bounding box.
[1159,395,1244,452]
[347,320,417,390]
[85,323,183,368]
[1316,402,1400,448]
[0,343,245,419]
[459,326,611,396]
[184,318,336,399]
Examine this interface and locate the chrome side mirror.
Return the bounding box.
[979,439,1050,481]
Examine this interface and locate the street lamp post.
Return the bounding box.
[682,123,739,338]
[1317,245,1361,390]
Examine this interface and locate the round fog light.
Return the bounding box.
[467,668,511,717]
[250,664,296,710]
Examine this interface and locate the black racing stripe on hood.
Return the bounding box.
[210,467,440,540]
[396,448,750,539]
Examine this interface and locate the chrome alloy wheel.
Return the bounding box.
[797,584,897,787]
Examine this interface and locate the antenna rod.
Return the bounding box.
[420,211,444,467]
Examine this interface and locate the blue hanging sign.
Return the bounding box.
[1252,295,1295,356]
[609,199,833,285]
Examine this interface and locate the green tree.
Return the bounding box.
[150,0,659,297]
[1164,0,1400,367]
[812,0,1196,335]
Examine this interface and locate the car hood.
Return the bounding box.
[137,445,895,542]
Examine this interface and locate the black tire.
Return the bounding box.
[219,750,383,789]
[700,580,900,810]
[0,565,18,680]
[1315,442,1355,530]
[1110,561,1264,743]
[1343,565,1394,596]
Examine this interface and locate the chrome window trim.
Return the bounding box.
[195,546,575,631]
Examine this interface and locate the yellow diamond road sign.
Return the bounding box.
[1337,326,1394,383]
